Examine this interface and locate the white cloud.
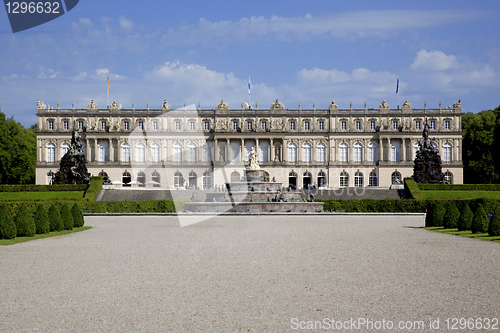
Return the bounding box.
[119,16,134,31]
[410,50,457,71]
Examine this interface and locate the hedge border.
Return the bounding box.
[0,184,88,192]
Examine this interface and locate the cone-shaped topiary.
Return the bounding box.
[443,201,460,229]
[71,203,84,228]
[488,205,500,237]
[34,204,50,234]
[0,204,16,239]
[430,202,446,227]
[15,204,36,237]
[457,203,473,231]
[48,205,64,232]
[60,204,74,230]
[471,204,489,234]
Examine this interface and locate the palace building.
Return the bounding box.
[35,98,464,188]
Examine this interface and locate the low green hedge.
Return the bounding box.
[0,184,88,192]
[404,178,421,199]
[82,200,176,213]
[83,177,103,201]
[418,184,500,191]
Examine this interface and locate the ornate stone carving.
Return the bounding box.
[413,120,444,184]
[87,100,98,111]
[37,100,47,110]
[110,101,121,111]
[271,118,284,130]
[402,99,412,110]
[216,100,229,111]
[215,119,227,130]
[379,100,389,109]
[246,146,260,170]
[161,100,171,111]
[270,99,284,111]
[329,100,338,111]
[453,99,462,111]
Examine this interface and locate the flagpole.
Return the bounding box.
[248,75,251,109]
[396,76,400,109]
[107,76,110,109]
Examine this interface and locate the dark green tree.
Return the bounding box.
[488,205,500,236]
[0,204,16,239]
[471,204,489,234]
[71,203,84,227]
[457,203,473,231]
[34,204,50,234]
[429,202,446,227]
[47,205,64,232]
[443,201,460,229]
[60,204,74,230]
[15,204,36,237]
[0,109,36,184]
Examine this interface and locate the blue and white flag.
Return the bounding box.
[248,76,251,95]
[396,77,399,94]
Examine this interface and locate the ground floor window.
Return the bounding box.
[354,171,363,187]
[188,171,197,188]
[303,172,312,188]
[137,172,146,187]
[444,171,453,184]
[368,171,378,187]
[289,171,297,189]
[122,172,131,187]
[317,171,326,187]
[174,171,184,188]
[152,171,161,187]
[202,172,212,189]
[340,171,349,188]
[391,171,402,184]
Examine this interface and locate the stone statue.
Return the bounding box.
[87,100,97,110]
[216,100,229,111]
[218,145,225,162]
[413,119,444,184]
[329,100,338,111]
[272,119,284,130]
[162,100,170,111]
[110,101,120,110]
[402,99,411,109]
[216,119,227,130]
[453,99,462,110]
[270,99,284,111]
[246,146,260,169]
[379,100,389,109]
[37,100,47,110]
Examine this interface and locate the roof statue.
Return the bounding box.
[379,100,389,109]
[329,100,338,111]
[110,101,121,111]
[87,100,98,111]
[162,100,171,111]
[37,100,47,110]
[270,99,284,111]
[402,99,412,110]
[216,100,229,111]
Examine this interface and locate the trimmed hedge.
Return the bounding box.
[71,203,85,227]
[34,204,50,234]
[15,204,36,237]
[418,184,500,191]
[60,204,74,230]
[404,178,421,199]
[443,201,460,229]
[82,200,176,213]
[0,204,16,239]
[83,177,103,201]
[457,203,473,231]
[471,204,489,234]
[488,205,500,236]
[48,204,64,232]
[0,184,88,192]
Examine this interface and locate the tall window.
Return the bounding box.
[151,143,160,163]
[124,121,130,130]
[61,143,70,157]
[152,171,161,187]
[175,121,181,130]
[391,171,402,184]
[99,143,108,163]
[233,120,239,131]
[354,171,363,187]
[121,143,131,163]
[78,121,84,130]
[392,120,399,130]
[202,172,212,189]
[341,120,347,130]
[247,121,253,131]
[188,143,197,163]
[137,172,146,187]
[354,143,363,163]
[340,171,349,188]
[339,143,348,163]
[355,121,361,130]
[189,120,195,131]
[288,143,297,163]
[302,143,311,163]
[390,143,400,162]
[290,121,296,130]
[368,142,378,162]
[63,121,69,130]
[368,171,378,187]
[317,143,326,163]
[444,171,453,184]
[231,142,240,162]
[317,171,326,187]
[48,120,54,130]
[47,143,55,163]
[136,143,145,163]
[445,120,451,130]
[202,143,211,163]
[304,121,310,130]
[370,120,376,130]
[204,121,210,131]
[415,120,421,130]
[430,120,436,130]
[260,142,269,162]
[261,120,268,131]
[173,172,184,188]
[443,142,452,162]
[173,143,182,163]
[101,121,107,131]
[138,121,144,130]
[319,121,325,130]
[153,121,159,130]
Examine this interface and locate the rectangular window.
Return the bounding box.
[247,121,253,131]
[261,121,267,131]
[290,121,296,130]
[138,121,144,130]
[204,121,210,131]
[189,121,195,130]
[430,120,436,130]
[445,120,451,130]
[63,121,69,130]
[153,121,159,130]
[78,121,84,130]
[355,121,361,130]
[304,121,310,130]
[319,121,325,130]
[415,120,421,130]
[101,121,106,131]
[392,120,399,130]
[233,121,239,130]
[124,121,129,130]
[341,121,347,130]
[48,120,54,130]
[175,121,181,130]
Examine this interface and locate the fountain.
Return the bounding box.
[413,120,445,183]
[52,129,91,185]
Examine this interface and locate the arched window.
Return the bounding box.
[122,171,131,187]
[202,172,212,189]
[121,143,131,163]
[339,171,349,188]
[188,171,197,188]
[151,143,160,164]
[317,143,326,163]
[231,142,241,162]
[99,142,108,163]
[390,143,400,162]
[259,142,269,162]
[46,171,54,185]
[443,142,452,163]
[202,143,211,163]
[137,171,146,187]
[173,143,182,163]
[173,171,184,188]
[288,143,297,163]
[391,171,402,184]
[354,171,363,187]
[339,142,348,163]
[136,143,145,164]
[354,143,363,163]
[368,171,378,187]
[47,143,56,163]
[444,171,453,184]
[61,143,70,158]
[317,171,326,187]
[303,171,312,188]
[188,143,197,163]
[230,171,240,182]
[152,171,161,187]
[98,171,109,184]
[289,171,297,189]
[302,143,312,163]
[413,142,421,160]
[368,142,378,162]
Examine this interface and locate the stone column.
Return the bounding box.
[387,138,391,162]
[241,138,245,162]
[214,139,219,161]
[118,139,123,163]
[330,139,335,162]
[363,139,368,163]
[226,139,230,162]
[109,138,114,162]
[312,140,316,163]
[401,138,406,162]
[270,138,275,162]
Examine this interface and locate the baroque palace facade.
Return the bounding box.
[36,98,464,188]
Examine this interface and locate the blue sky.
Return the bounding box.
[1,0,499,126]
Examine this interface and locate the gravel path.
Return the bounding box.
[1,215,499,332]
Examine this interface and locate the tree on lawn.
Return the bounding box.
[471,204,489,234]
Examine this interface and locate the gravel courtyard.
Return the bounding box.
[1,214,499,332]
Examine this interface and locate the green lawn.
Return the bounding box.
[424,227,500,243]
[0,226,92,245]
[418,191,500,200]
[0,191,85,201]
